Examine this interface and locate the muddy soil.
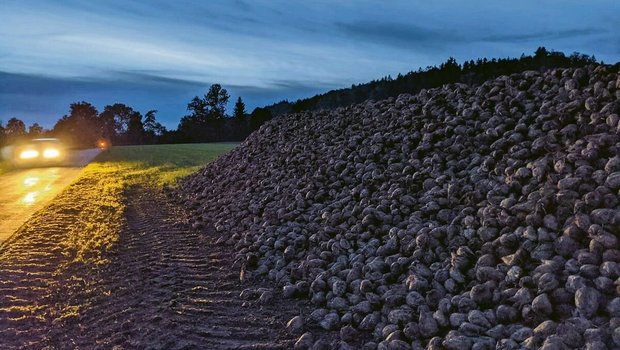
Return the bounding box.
[0,188,333,349]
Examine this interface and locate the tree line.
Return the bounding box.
[262,47,609,116]
[0,83,272,148]
[169,84,272,143]
[1,47,614,148]
[0,102,167,148]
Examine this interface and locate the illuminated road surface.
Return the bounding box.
[0,149,101,244]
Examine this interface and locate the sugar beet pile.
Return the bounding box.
[179,66,620,350]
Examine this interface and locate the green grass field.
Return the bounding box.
[92,143,238,187]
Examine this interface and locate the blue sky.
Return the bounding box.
[1,1,619,129]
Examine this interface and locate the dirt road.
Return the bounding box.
[0,149,101,244]
[48,190,313,349]
[0,186,327,349]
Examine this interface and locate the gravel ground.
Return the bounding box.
[0,185,327,349]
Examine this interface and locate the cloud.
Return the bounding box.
[0,70,204,95]
[335,21,461,50]
[482,28,604,43]
[0,71,89,96]
[104,70,207,89]
[336,20,609,52]
[0,71,206,128]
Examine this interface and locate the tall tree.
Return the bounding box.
[180,83,231,142]
[53,102,101,148]
[535,46,549,58]
[126,112,144,145]
[99,103,148,145]
[28,123,44,136]
[143,110,165,144]
[187,96,208,120]
[233,97,247,119]
[204,84,230,119]
[100,103,135,137]
[99,108,117,141]
[186,84,230,121]
[5,117,27,142]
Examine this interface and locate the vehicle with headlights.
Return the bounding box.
[11,138,66,167]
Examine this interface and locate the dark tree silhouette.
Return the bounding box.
[233,97,247,119]
[100,104,134,136]
[143,110,166,144]
[187,96,208,120]
[249,107,272,131]
[98,107,117,141]
[126,112,144,145]
[5,117,27,142]
[99,103,150,145]
[28,123,44,137]
[186,84,230,121]
[535,46,549,58]
[179,84,232,142]
[53,102,101,148]
[204,84,230,119]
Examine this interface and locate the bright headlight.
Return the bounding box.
[19,149,39,159]
[43,148,60,159]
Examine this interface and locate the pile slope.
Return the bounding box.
[180,66,620,349]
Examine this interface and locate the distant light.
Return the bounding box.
[43,148,60,159]
[19,149,39,159]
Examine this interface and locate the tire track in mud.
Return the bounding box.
[46,189,309,349]
[0,206,81,349]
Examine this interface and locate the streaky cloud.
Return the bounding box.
[335,20,461,50]
[482,28,604,43]
[106,70,207,89]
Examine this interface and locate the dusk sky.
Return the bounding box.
[1,0,619,129]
